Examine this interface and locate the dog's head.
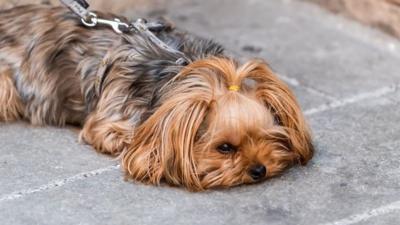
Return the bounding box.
[122,57,313,191]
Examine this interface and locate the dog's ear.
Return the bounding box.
[238,60,314,165]
[122,68,213,191]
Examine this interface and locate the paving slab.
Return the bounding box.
[305,93,400,224]
[0,123,115,194]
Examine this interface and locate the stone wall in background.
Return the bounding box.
[307,0,400,39]
[0,0,165,16]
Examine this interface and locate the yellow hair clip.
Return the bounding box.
[228,85,240,92]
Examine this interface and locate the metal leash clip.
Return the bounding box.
[60,0,129,34]
[81,12,130,34]
[59,0,189,65]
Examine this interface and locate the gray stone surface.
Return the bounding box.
[0,123,115,194]
[163,0,400,99]
[1,0,400,224]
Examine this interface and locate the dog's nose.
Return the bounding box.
[249,164,266,181]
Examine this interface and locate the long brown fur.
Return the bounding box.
[122,58,313,191]
[0,66,24,121]
[0,5,313,191]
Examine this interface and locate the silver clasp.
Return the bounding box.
[81,12,129,34]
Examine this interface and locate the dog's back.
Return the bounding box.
[0,5,122,125]
[0,5,225,126]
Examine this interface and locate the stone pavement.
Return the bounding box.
[1,0,400,224]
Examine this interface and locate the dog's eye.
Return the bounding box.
[217,143,237,154]
[274,115,282,125]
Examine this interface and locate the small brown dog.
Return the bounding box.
[0,5,313,191]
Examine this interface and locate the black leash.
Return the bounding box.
[60,0,189,63]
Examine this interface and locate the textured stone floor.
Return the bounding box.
[1,0,400,224]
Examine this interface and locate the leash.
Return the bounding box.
[59,0,190,95]
[59,0,189,64]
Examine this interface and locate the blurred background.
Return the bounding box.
[0,0,166,16]
[307,0,400,39]
[1,0,400,39]
[0,0,400,38]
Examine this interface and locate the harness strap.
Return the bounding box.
[60,0,90,20]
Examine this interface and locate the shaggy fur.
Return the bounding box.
[0,5,314,191]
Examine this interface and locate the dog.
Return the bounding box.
[0,5,313,191]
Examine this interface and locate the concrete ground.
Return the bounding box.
[1,0,400,224]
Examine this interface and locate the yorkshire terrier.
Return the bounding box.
[0,5,313,191]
